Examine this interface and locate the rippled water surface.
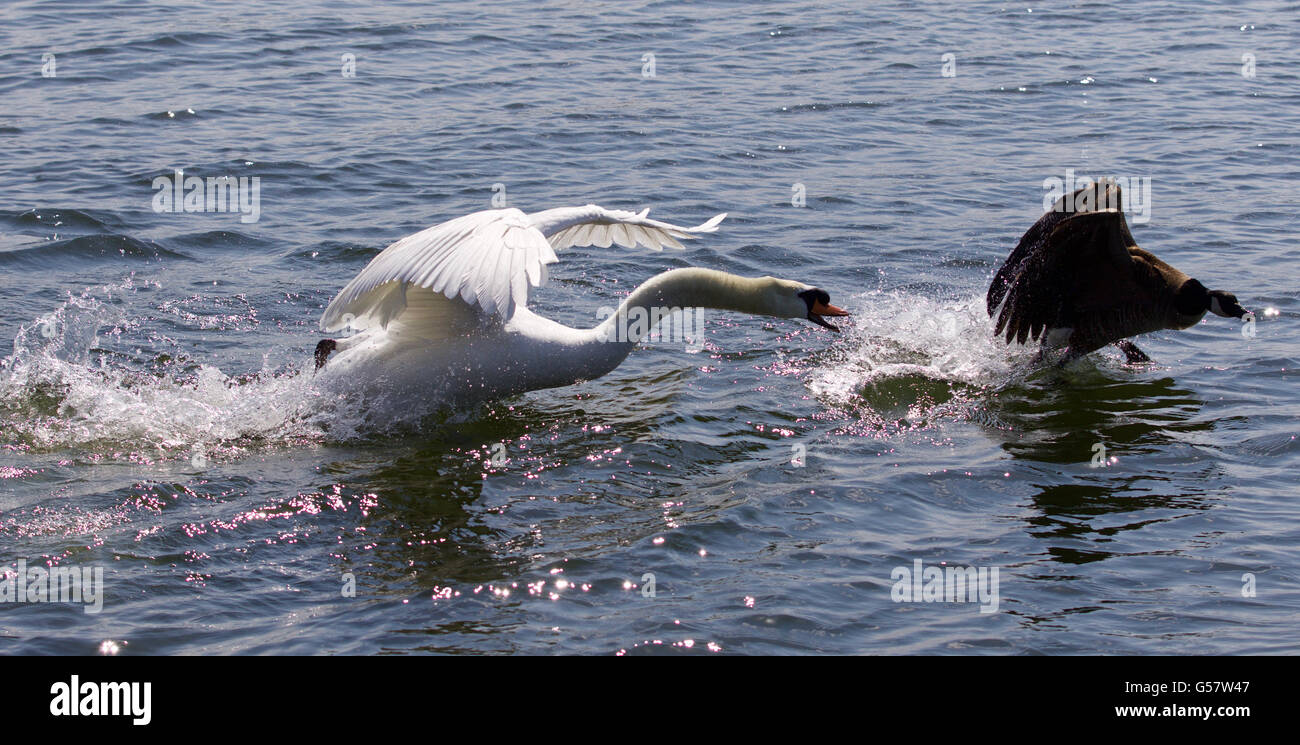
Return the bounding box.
[1,0,1297,654]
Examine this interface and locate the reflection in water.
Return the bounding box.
[986,367,1217,564]
[306,382,769,651]
[989,368,1206,462]
[819,303,1222,566]
[314,377,750,569]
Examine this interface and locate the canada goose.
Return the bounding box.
[312,204,848,408]
[986,179,1250,364]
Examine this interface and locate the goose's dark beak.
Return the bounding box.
[809,300,849,332]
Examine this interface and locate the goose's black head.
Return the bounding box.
[797,288,849,331]
[1177,279,1249,319]
[1174,279,1210,316]
[1180,275,1248,317]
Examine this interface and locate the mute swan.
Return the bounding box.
[313,204,848,407]
[988,179,1249,363]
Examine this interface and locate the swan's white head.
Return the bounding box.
[757,278,851,331]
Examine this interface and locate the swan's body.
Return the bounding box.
[314,205,846,407]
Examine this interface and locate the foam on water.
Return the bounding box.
[806,289,1037,432]
[0,279,1117,459]
[0,279,506,460]
[0,281,335,457]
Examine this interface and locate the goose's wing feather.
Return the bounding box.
[990,210,1139,345]
[530,204,726,252]
[987,206,1077,316]
[320,206,727,333]
[320,208,555,332]
[988,178,1134,316]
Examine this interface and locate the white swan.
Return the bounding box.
[313,204,848,407]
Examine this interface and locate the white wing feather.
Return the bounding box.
[319,205,726,332]
[531,204,725,252]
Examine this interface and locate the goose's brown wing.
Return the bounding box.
[988,178,1134,316]
[989,210,1139,345]
[987,206,1074,316]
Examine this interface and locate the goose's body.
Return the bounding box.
[314,205,846,408]
[987,179,1249,363]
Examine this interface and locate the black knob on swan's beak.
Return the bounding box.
[798,288,850,332]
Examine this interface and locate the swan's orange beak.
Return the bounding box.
[809,300,849,331]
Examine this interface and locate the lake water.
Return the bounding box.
[1,0,1296,654]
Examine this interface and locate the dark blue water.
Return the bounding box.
[1,0,1297,654]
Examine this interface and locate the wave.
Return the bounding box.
[0,234,189,267]
[9,208,126,233]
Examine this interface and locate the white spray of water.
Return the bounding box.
[0,281,1077,456]
[811,292,1026,397]
[0,282,339,455]
[802,289,1045,432]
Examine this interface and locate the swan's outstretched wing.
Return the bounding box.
[529,205,726,251]
[320,208,550,332]
[320,205,725,332]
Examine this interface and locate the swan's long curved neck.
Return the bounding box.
[519,268,787,389]
[595,268,777,344]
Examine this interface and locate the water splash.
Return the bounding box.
[805,290,1037,433]
[0,281,331,457]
